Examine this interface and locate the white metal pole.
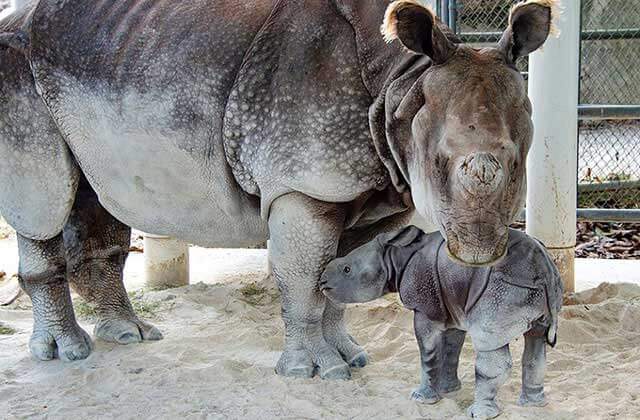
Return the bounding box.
[143,234,190,289]
[0,0,21,20]
[12,0,27,10]
[526,1,581,292]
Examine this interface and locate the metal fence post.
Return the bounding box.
[439,0,450,26]
[526,0,581,292]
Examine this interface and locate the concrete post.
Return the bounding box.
[0,0,19,20]
[143,234,190,289]
[266,240,272,275]
[12,0,27,10]
[526,1,581,292]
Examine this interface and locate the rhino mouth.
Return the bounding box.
[443,224,509,267]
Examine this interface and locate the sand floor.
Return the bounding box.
[1,274,640,419]
[1,221,640,419]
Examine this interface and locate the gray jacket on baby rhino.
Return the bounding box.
[321,226,563,419]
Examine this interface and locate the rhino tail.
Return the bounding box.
[544,271,564,347]
[0,30,29,54]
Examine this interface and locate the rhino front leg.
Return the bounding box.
[321,301,368,368]
[269,193,350,379]
[440,328,466,394]
[468,345,512,419]
[411,311,444,404]
[17,234,93,361]
[518,327,547,407]
[63,176,162,344]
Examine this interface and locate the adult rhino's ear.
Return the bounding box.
[498,0,560,63]
[381,0,456,64]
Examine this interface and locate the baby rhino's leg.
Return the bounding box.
[411,312,443,404]
[440,329,465,394]
[518,326,547,407]
[468,345,512,419]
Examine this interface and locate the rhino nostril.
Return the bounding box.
[458,152,504,194]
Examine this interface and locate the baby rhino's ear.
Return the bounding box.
[387,225,423,247]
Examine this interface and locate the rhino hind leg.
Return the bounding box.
[269,193,351,379]
[17,234,93,361]
[518,327,547,407]
[63,176,162,344]
[468,344,512,419]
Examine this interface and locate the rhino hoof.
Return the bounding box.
[275,349,315,378]
[320,362,351,380]
[348,351,369,368]
[467,401,502,419]
[95,318,163,345]
[29,325,93,362]
[411,387,441,404]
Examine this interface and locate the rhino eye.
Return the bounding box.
[343,266,351,274]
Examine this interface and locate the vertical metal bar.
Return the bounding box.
[440,0,450,27]
[526,0,581,292]
[448,0,458,33]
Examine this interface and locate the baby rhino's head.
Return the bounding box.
[320,226,425,303]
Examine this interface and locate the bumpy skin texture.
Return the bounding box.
[17,234,93,362]
[322,227,563,415]
[1,0,556,374]
[0,6,79,240]
[0,6,161,359]
[64,176,163,344]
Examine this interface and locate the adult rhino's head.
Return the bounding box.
[377,0,558,266]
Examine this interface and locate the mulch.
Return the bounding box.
[511,221,640,260]
[575,222,640,259]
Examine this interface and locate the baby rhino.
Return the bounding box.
[321,226,563,419]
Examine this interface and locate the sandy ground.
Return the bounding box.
[2,223,640,419]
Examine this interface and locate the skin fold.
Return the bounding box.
[0,0,557,378]
[321,226,563,418]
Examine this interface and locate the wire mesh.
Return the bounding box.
[451,0,640,212]
[453,0,529,72]
[579,120,640,209]
[455,0,515,32]
[579,0,640,210]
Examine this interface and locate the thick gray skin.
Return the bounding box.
[0,0,554,377]
[0,6,162,361]
[321,226,563,417]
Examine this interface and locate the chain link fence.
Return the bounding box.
[447,0,640,214]
[578,0,640,210]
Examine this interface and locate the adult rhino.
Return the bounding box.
[0,0,557,378]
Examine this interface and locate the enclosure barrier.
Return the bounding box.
[143,234,190,289]
[526,1,580,292]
